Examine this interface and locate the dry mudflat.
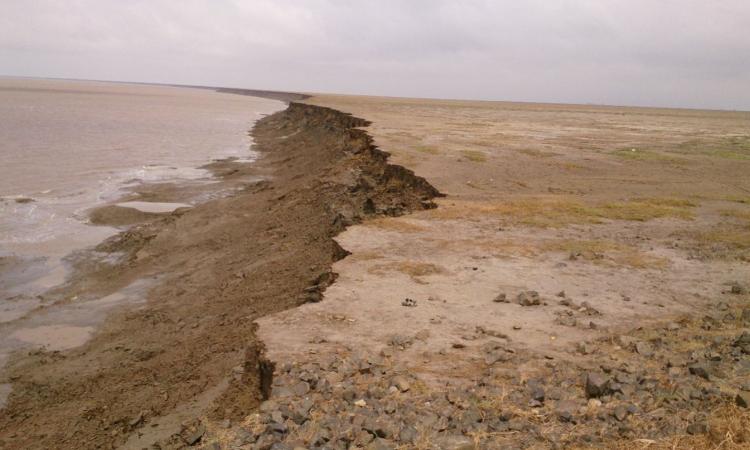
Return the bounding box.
[238,96,750,449]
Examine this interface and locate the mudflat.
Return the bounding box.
[1,94,749,449]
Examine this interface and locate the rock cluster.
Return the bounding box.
[195,300,750,449]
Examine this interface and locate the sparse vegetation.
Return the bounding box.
[368,260,447,282]
[598,197,696,221]
[518,148,558,158]
[674,135,750,160]
[541,239,669,269]
[721,209,750,221]
[427,197,696,226]
[612,147,683,162]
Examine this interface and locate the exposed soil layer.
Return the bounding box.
[0,103,440,449]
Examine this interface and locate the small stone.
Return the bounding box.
[529,385,545,402]
[292,381,310,396]
[184,424,206,446]
[666,322,681,331]
[401,298,417,307]
[452,342,466,349]
[398,426,418,443]
[730,282,745,294]
[689,364,710,380]
[555,400,578,422]
[736,392,750,408]
[354,399,367,407]
[517,290,541,306]
[390,376,410,392]
[493,293,508,303]
[585,373,610,398]
[613,405,629,421]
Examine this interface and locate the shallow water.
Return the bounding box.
[0,78,283,303]
[0,78,284,383]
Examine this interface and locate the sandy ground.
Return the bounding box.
[257,95,750,380]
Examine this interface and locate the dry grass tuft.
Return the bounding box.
[461,150,488,162]
[542,239,669,269]
[588,404,750,450]
[517,148,558,158]
[597,197,696,221]
[368,260,447,282]
[720,209,750,222]
[687,225,750,260]
[414,145,440,155]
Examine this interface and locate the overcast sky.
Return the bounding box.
[2,0,749,110]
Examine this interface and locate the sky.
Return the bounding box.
[1,0,749,110]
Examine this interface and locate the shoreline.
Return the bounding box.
[0,102,441,449]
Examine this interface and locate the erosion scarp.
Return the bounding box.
[0,102,441,449]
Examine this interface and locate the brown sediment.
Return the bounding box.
[0,102,441,449]
[88,204,166,227]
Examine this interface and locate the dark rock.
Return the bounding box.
[585,373,610,398]
[398,425,418,443]
[401,298,417,307]
[493,293,508,303]
[184,424,206,446]
[292,381,310,396]
[613,405,629,421]
[268,422,288,437]
[688,364,710,380]
[555,400,578,422]
[517,290,541,306]
[730,282,745,294]
[529,385,545,403]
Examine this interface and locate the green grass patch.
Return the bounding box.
[612,148,681,162]
[461,150,487,162]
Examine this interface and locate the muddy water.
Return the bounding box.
[0,78,283,400]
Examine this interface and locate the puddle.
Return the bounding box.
[11,325,94,351]
[116,201,192,214]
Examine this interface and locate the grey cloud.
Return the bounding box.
[1,0,748,109]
